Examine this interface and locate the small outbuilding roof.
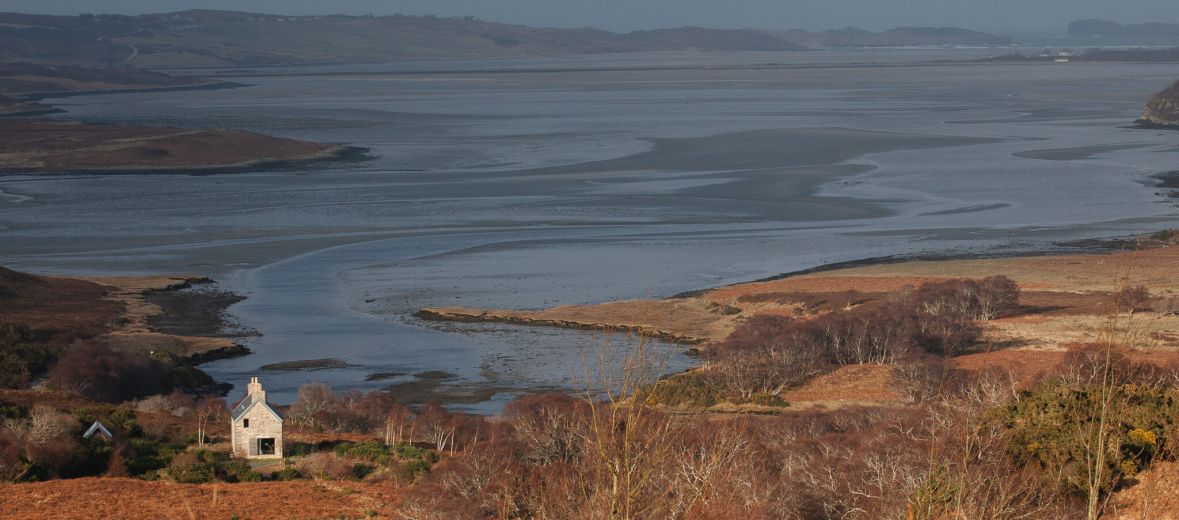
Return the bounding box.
[83,421,113,441]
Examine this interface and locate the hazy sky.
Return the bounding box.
[4,0,1178,33]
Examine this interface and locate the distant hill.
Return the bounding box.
[0,11,804,67]
[1069,19,1179,39]
[1140,80,1179,128]
[0,11,1010,68]
[771,26,1012,48]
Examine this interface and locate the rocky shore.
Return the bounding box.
[1139,80,1179,128]
[416,305,710,345]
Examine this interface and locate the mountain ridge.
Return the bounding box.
[1069,19,1179,39]
[0,11,1010,68]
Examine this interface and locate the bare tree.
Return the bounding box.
[288,382,336,429]
[194,398,226,448]
[417,403,457,452]
[5,404,74,445]
[505,392,586,464]
[355,391,410,446]
[579,332,682,519]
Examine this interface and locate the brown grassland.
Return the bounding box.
[0,477,398,519]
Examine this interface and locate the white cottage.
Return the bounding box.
[230,377,284,459]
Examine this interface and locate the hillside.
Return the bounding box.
[1069,19,1179,40]
[0,11,1011,68]
[772,25,1011,48]
[0,266,120,339]
[1140,80,1179,127]
[0,10,805,67]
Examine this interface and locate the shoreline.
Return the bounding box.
[17,80,248,103]
[0,107,64,119]
[415,307,707,345]
[78,275,254,393]
[418,230,1179,350]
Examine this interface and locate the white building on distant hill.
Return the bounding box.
[230,377,283,459]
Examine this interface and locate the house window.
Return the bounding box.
[258,438,276,455]
[243,419,249,428]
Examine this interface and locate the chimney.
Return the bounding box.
[247,377,265,400]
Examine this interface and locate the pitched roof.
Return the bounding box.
[230,393,282,423]
[83,421,113,440]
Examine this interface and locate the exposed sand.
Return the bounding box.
[0,265,242,361]
[76,275,241,359]
[418,298,726,345]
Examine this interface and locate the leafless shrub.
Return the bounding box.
[892,356,968,404]
[297,452,353,480]
[1118,285,1151,313]
[134,394,173,413]
[504,392,587,465]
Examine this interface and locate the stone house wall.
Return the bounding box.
[232,403,284,458]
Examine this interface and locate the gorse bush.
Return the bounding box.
[125,437,186,477]
[333,440,439,482]
[166,449,262,484]
[335,440,397,465]
[0,323,58,389]
[992,343,1179,498]
[638,373,788,408]
[995,382,1179,496]
[637,373,722,407]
